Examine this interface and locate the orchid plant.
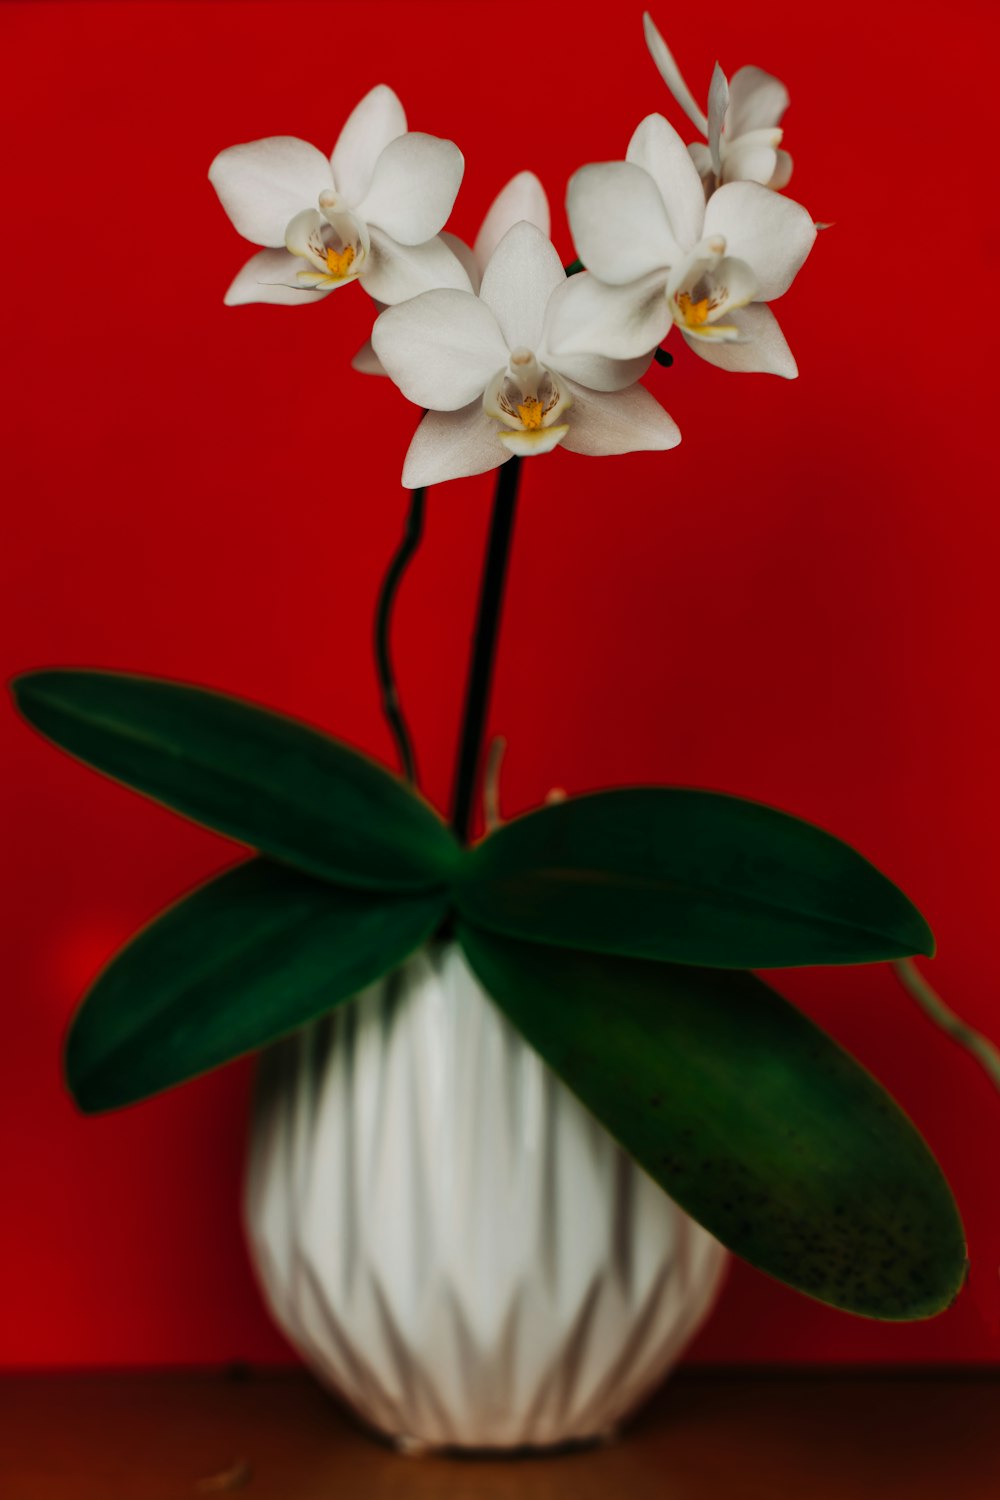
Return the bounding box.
[15,19,985,1326]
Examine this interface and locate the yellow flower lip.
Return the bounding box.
[516,397,545,430]
[675,291,712,328]
[325,244,356,279]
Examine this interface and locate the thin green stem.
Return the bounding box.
[373,488,426,785]
[893,958,1000,1094]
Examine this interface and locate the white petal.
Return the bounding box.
[362,228,474,304]
[707,63,729,177]
[357,133,464,245]
[442,231,481,290]
[222,248,333,306]
[683,303,797,376]
[474,171,551,274]
[769,150,794,190]
[330,84,407,206]
[352,338,387,375]
[478,221,565,353]
[688,142,714,185]
[372,290,508,409]
[402,404,511,487]
[547,349,653,392]
[544,269,670,362]
[726,66,789,136]
[498,424,569,457]
[566,162,678,284]
[704,181,816,301]
[642,12,708,135]
[626,115,705,252]
[728,126,785,150]
[560,379,681,456]
[208,137,333,247]
[721,142,780,186]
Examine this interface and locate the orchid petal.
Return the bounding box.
[442,231,481,291]
[722,143,780,186]
[330,84,407,206]
[560,380,681,456]
[626,115,706,253]
[769,150,794,190]
[208,137,333,247]
[704,182,816,301]
[357,132,464,245]
[362,228,474,305]
[544,269,670,362]
[682,303,797,376]
[479,222,565,354]
[566,162,679,284]
[707,63,729,177]
[727,66,790,136]
[223,249,333,307]
[402,404,511,488]
[546,349,653,392]
[474,171,551,274]
[729,126,786,150]
[688,142,714,185]
[372,289,508,409]
[642,12,708,136]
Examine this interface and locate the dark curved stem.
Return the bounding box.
[450,457,522,843]
[373,488,426,784]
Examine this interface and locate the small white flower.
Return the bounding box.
[643,12,793,194]
[371,222,680,488]
[209,84,469,308]
[551,115,817,378]
[354,170,550,374]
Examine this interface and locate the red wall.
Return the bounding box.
[2,0,998,1368]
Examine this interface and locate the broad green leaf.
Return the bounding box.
[13,670,458,891]
[459,923,966,1320]
[67,859,446,1112]
[456,788,933,967]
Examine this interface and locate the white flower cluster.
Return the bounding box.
[209,16,819,488]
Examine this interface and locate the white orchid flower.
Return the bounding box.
[209,84,469,308]
[551,115,816,378]
[643,12,793,194]
[371,222,680,488]
[353,170,550,375]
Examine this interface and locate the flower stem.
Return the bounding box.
[893,958,1000,1094]
[450,457,522,843]
[373,487,426,785]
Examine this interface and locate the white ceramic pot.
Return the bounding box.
[244,940,727,1452]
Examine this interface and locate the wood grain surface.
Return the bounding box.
[1,1370,997,1499]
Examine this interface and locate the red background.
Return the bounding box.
[2,0,998,1369]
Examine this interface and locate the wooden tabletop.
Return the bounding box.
[1,1369,997,1499]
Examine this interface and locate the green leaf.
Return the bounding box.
[12,670,458,891]
[67,859,446,1112]
[456,789,933,967]
[459,923,967,1320]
